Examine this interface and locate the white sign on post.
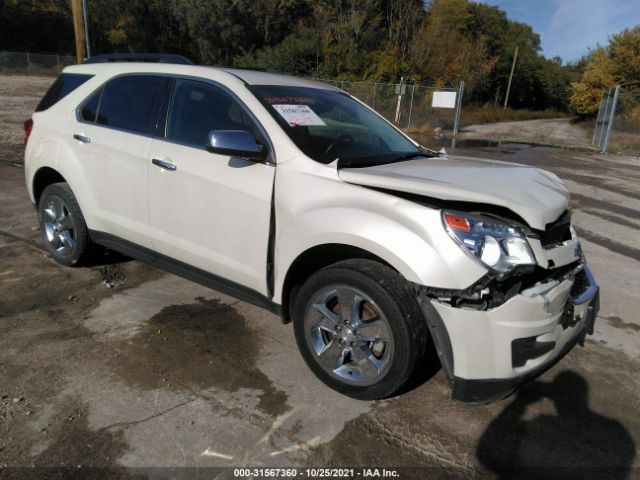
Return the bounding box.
[432,91,457,109]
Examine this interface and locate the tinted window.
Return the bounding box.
[167,79,257,148]
[80,88,101,122]
[97,75,163,135]
[36,73,93,112]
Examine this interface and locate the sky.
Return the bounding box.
[474,0,640,62]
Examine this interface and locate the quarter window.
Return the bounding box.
[166,79,257,148]
[36,73,93,112]
[97,75,163,135]
[80,88,101,122]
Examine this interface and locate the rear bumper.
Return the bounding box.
[418,266,600,404]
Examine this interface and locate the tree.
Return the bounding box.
[570,48,616,115]
[0,0,585,113]
[570,26,640,116]
[0,0,73,53]
[234,30,318,75]
[411,0,495,90]
[609,26,640,91]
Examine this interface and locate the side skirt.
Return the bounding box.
[89,230,282,316]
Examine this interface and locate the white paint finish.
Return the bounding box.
[24,61,598,393]
[339,155,569,230]
[433,277,590,379]
[147,139,275,294]
[528,236,582,269]
[272,156,488,299]
[64,121,153,247]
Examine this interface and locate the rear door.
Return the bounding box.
[69,75,166,248]
[147,78,275,295]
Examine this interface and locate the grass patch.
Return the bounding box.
[460,106,567,126]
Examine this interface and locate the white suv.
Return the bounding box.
[24,55,599,403]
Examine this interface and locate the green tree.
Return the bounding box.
[411,0,495,90]
[0,0,73,53]
[609,26,640,91]
[235,30,319,75]
[570,26,640,115]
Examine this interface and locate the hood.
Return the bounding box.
[338,155,569,230]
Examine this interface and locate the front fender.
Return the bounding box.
[272,161,487,303]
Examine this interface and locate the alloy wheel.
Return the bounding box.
[304,286,393,386]
[42,195,76,256]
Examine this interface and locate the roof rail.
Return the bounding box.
[84,53,194,65]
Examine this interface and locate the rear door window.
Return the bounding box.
[35,73,93,112]
[96,75,164,135]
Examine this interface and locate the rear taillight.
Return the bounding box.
[24,118,33,144]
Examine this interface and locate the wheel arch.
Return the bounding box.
[279,243,404,323]
[32,167,67,206]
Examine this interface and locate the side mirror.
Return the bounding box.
[206,130,267,161]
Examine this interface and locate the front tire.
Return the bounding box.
[38,182,91,266]
[293,259,429,400]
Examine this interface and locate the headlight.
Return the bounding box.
[442,210,536,274]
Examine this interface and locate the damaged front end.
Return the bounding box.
[416,209,600,404]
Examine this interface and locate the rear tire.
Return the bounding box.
[293,259,429,400]
[38,182,91,266]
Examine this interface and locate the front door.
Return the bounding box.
[147,78,275,295]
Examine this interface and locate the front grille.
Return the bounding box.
[570,268,590,298]
[539,211,572,249]
[540,224,572,248]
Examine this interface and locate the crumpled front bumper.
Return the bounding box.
[418,265,600,404]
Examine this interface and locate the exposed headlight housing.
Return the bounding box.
[442,210,536,274]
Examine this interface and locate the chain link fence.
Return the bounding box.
[0,54,466,144]
[309,78,464,143]
[0,51,76,77]
[593,86,640,154]
[608,92,640,154]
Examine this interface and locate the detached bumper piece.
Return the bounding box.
[418,265,600,405]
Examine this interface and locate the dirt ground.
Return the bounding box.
[457,118,591,148]
[1,76,639,478]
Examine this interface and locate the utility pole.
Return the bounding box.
[503,45,518,110]
[71,0,86,64]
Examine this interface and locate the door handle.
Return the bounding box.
[152,158,177,171]
[73,133,91,143]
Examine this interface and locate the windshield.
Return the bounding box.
[249,85,423,165]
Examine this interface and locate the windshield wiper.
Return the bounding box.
[337,157,391,169]
[390,152,433,163]
[337,150,435,169]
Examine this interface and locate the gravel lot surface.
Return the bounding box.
[1,75,639,478]
[458,118,591,148]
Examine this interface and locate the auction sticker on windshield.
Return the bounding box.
[272,104,326,127]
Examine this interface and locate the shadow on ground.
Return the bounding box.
[477,371,636,479]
